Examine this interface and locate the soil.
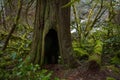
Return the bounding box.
[43,64,120,80]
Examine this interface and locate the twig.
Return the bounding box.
[85,0,103,37]
[25,0,35,28]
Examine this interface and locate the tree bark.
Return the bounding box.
[25,0,75,67]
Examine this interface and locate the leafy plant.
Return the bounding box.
[10,63,53,80]
[73,47,89,60]
[111,56,120,65]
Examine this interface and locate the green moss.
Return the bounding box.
[106,77,116,80]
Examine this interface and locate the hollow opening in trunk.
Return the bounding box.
[44,29,59,64]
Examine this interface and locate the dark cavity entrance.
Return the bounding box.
[44,29,59,64]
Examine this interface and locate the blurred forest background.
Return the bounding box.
[0,0,120,80]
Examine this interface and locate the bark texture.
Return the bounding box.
[25,0,74,67]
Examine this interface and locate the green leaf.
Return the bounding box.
[54,77,60,80]
[111,56,120,65]
[11,52,17,60]
[17,72,22,76]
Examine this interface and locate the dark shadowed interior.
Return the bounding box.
[44,29,59,64]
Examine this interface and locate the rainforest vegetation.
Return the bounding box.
[0,0,120,80]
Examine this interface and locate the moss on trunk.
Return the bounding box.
[24,0,76,68]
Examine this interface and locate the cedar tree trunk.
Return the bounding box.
[25,0,75,67]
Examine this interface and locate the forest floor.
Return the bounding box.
[44,64,120,80]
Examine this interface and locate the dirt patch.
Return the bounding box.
[43,64,120,80]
